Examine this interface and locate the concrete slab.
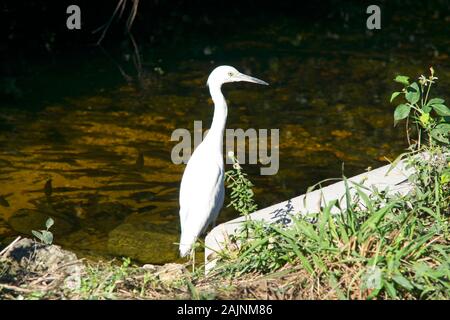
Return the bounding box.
[205,160,414,272]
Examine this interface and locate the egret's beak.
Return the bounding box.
[236,73,269,85]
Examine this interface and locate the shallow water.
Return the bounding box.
[0,16,449,264]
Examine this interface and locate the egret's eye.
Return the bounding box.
[228,72,233,77]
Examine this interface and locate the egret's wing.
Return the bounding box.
[207,181,224,229]
[179,144,224,237]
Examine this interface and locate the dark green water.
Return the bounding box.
[0,16,449,264]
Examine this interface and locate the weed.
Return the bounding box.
[31,218,54,245]
[215,69,450,300]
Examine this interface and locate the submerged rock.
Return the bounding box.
[8,209,74,237]
[80,201,132,233]
[107,223,179,264]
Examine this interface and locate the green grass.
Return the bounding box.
[0,68,448,300]
[214,68,450,300]
[215,178,449,299]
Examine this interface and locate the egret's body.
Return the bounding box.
[179,66,268,257]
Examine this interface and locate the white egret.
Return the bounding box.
[178,65,268,258]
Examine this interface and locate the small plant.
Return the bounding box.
[225,151,258,217]
[215,69,449,300]
[78,257,133,299]
[32,218,54,245]
[391,67,450,217]
[391,67,450,147]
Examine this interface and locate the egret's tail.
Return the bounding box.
[179,231,197,258]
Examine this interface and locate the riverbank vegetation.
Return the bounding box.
[214,68,449,299]
[0,69,448,300]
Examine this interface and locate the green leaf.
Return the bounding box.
[441,172,450,184]
[405,83,420,104]
[312,254,327,273]
[426,98,445,106]
[394,75,409,85]
[40,230,53,245]
[394,104,411,122]
[318,200,337,245]
[386,152,408,175]
[361,202,396,234]
[435,123,450,132]
[422,105,432,113]
[32,230,43,241]
[354,184,373,213]
[432,104,450,116]
[45,217,54,230]
[291,245,314,275]
[390,91,401,103]
[238,238,268,259]
[384,280,397,298]
[392,274,414,291]
[430,124,450,144]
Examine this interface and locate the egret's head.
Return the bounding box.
[206,65,268,87]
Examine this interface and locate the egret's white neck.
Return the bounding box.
[205,83,227,153]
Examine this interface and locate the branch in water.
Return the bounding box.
[93,0,140,45]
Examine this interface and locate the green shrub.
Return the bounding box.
[216,69,449,300]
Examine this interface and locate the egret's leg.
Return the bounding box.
[190,246,196,273]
